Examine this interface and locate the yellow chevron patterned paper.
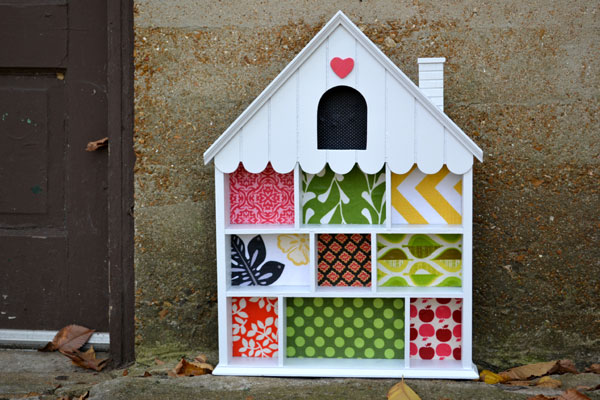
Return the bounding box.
[391,165,462,225]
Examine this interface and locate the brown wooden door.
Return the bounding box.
[0,1,110,332]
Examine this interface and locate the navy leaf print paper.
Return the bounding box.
[231,235,285,286]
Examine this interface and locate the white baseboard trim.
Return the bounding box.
[0,329,110,350]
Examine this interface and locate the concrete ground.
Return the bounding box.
[1,350,599,400]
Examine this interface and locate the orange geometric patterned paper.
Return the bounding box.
[231,297,278,358]
[229,163,294,225]
[317,233,371,287]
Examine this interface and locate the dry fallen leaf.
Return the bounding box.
[194,353,207,363]
[172,358,214,377]
[500,360,577,381]
[387,378,421,400]
[480,369,508,384]
[537,376,562,389]
[143,371,152,377]
[39,325,95,353]
[585,364,600,374]
[556,360,578,374]
[61,346,109,372]
[75,391,89,400]
[558,389,592,400]
[85,137,108,152]
[122,369,129,376]
[527,396,555,400]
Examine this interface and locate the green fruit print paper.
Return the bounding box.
[302,165,386,224]
[377,234,462,287]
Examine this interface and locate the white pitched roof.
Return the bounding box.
[204,11,482,175]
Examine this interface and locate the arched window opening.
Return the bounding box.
[317,86,367,150]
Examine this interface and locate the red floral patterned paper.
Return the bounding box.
[231,297,278,358]
[410,298,462,361]
[229,163,294,225]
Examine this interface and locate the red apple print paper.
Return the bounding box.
[229,163,294,225]
[410,298,462,361]
[231,297,278,358]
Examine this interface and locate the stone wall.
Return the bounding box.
[133,1,599,368]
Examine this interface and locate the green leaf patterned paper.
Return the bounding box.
[302,165,386,224]
[286,297,404,359]
[377,234,462,287]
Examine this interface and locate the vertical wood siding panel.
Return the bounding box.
[298,43,327,174]
[445,130,474,174]
[215,135,241,173]
[415,102,444,174]
[386,74,415,174]
[326,26,356,89]
[325,27,358,173]
[241,105,269,173]
[356,44,385,174]
[270,74,298,173]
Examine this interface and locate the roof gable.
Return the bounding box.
[204,11,482,175]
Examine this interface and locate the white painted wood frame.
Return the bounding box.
[213,166,478,379]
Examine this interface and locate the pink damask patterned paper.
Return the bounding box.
[229,163,294,225]
[410,298,462,361]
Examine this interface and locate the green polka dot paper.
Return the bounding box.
[286,297,405,360]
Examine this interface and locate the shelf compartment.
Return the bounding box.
[390,165,463,225]
[377,287,463,298]
[317,233,372,287]
[376,233,462,288]
[226,357,279,368]
[225,224,296,234]
[229,287,459,298]
[213,359,479,379]
[299,224,463,234]
[301,165,386,225]
[231,296,279,359]
[226,285,311,297]
[229,163,295,225]
[229,233,310,288]
[285,357,405,369]
[409,298,462,363]
[213,357,479,379]
[285,297,404,360]
[408,359,465,370]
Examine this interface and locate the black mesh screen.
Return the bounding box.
[317,86,367,150]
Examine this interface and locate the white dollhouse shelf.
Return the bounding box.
[204,11,482,379]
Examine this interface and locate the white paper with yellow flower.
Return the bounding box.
[230,234,311,287]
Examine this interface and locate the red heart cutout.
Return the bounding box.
[330,57,354,79]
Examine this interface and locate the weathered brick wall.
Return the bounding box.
[133,1,599,368]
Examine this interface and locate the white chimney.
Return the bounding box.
[417,57,446,111]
